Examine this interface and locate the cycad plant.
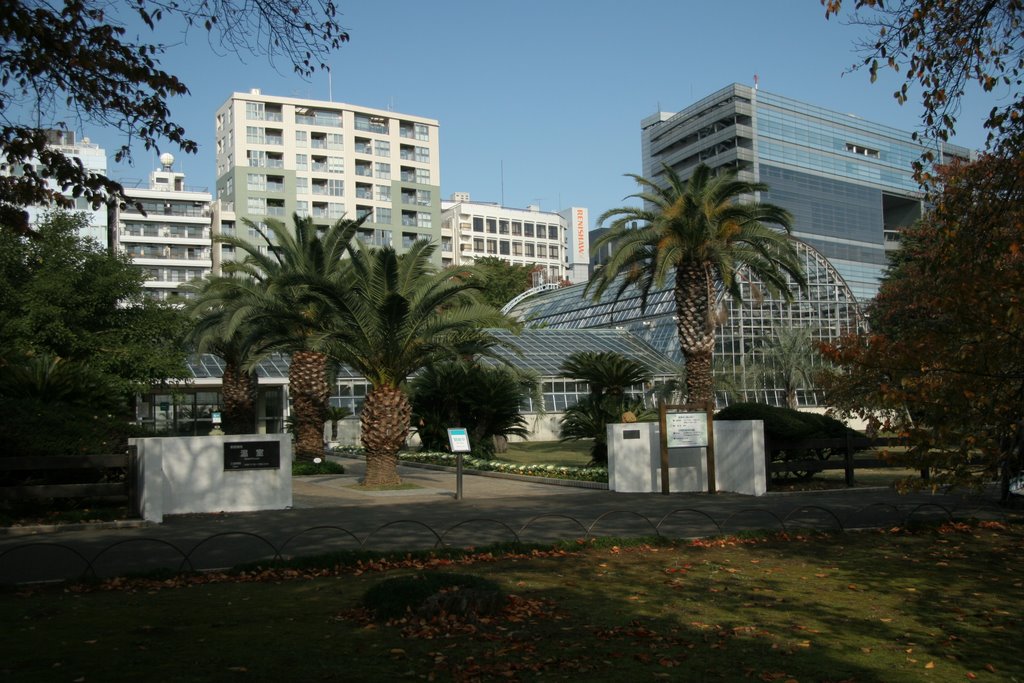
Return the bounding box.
[558,351,655,465]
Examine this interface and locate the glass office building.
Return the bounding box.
[640,84,973,301]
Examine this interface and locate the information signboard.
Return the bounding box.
[224,441,281,471]
[666,411,709,448]
[447,427,472,453]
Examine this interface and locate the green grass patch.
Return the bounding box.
[501,439,595,466]
[3,522,1021,681]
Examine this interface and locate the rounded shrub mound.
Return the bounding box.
[715,402,855,440]
[291,460,346,476]
[362,572,503,620]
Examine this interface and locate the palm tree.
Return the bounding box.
[314,240,508,486]
[187,276,264,434]
[590,163,806,404]
[213,213,367,460]
[751,325,821,409]
[558,351,654,464]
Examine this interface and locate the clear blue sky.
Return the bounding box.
[74,1,999,224]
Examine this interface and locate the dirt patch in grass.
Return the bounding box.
[3,522,1021,682]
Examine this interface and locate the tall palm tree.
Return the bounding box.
[213,213,367,460]
[314,239,508,486]
[187,276,264,435]
[590,163,806,404]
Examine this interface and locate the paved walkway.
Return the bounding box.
[0,455,1013,585]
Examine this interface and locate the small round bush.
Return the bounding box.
[362,572,503,620]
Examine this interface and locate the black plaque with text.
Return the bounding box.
[224,441,281,471]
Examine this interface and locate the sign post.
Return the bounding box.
[658,402,716,494]
[446,427,471,500]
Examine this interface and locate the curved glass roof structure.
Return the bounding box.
[507,241,865,406]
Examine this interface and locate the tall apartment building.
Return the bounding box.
[214,90,441,259]
[640,83,973,301]
[440,194,591,285]
[113,153,213,301]
[19,130,109,246]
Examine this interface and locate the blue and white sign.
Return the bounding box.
[447,427,472,453]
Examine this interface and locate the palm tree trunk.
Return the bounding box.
[220,361,258,434]
[290,349,330,462]
[675,262,716,404]
[361,383,411,486]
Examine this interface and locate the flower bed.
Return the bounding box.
[332,447,608,483]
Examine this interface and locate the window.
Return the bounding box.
[486,239,497,254]
[415,146,430,163]
[295,130,308,147]
[474,238,484,251]
[513,242,523,256]
[295,154,308,171]
[415,123,429,141]
[328,179,344,196]
[328,156,344,173]
[548,225,559,240]
[245,102,264,120]
[375,162,391,180]
[525,244,535,257]
[328,203,345,219]
[524,222,534,237]
[550,246,559,260]
[473,217,484,232]
[327,133,343,150]
[246,126,264,144]
[846,142,880,158]
[415,189,431,205]
[354,138,372,155]
[295,177,308,193]
[376,185,391,201]
[376,207,392,223]
[247,197,266,213]
[415,168,431,184]
[295,200,309,217]
[537,244,547,258]
[499,220,509,235]
[247,173,267,191]
[511,221,522,236]
[375,140,390,157]
[416,212,432,228]
[247,150,266,167]
[499,240,510,255]
[354,113,388,134]
[486,219,496,234]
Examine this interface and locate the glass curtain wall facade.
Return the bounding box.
[641,84,972,301]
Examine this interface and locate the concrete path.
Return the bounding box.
[0,455,1012,585]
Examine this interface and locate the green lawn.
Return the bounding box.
[500,439,595,466]
[3,522,1021,682]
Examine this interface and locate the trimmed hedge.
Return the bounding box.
[715,402,856,441]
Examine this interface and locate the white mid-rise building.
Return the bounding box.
[440,194,590,285]
[114,153,213,301]
[214,89,442,261]
[18,130,110,246]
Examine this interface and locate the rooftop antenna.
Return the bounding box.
[500,160,504,207]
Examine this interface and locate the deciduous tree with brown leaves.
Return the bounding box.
[820,153,1024,494]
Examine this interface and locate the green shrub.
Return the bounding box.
[362,572,503,620]
[291,460,346,476]
[715,402,855,440]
